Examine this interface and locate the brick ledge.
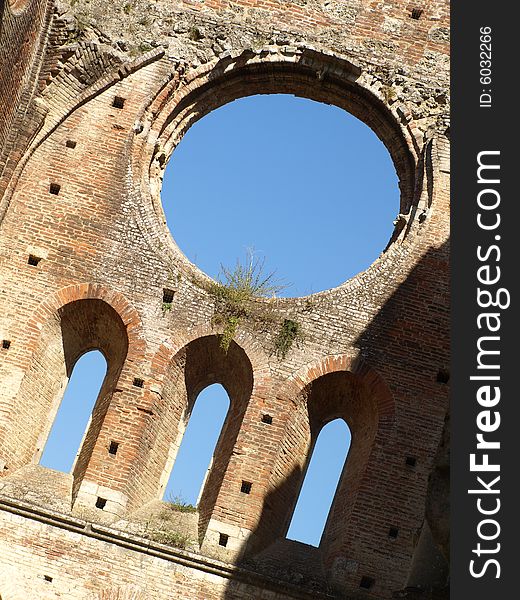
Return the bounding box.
[0,494,337,600]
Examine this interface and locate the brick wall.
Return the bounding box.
[0,1,449,598]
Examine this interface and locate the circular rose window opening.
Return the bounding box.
[162,94,399,297]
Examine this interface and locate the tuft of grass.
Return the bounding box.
[163,494,197,514]
[145,528,191,548]
[211,252,286,303]
[210,252,287,351]
[138,41,153,53]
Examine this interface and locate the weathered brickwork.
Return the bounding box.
[0,1,449,598]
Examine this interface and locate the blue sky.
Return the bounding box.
[41,94,399,546]
[163,94,398,296]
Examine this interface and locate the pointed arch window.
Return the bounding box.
[39,350,107,473]
[286,418,351,546]
[163,383,230,505]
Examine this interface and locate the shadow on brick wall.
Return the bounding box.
[222,239,450,599]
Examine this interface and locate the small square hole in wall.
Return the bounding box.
[405,456,417,468]
[49,183,61,195]
[389,527,399,539]
[65,140,77,149]
[44,575,53,583]
[411,8,423,19]
[163,289,175,304]
[2,340,11,350]
[437,369,450,384]
[261,413,273,424]
[95,497,107,509]
[218,533,229,547]
[240,481,252,494]
[113,96,125,109]
[133,377,144,388]
[108,441,119,455]
[28,254,41,266]
[359,576,375,590]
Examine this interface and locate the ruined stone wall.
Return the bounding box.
[0,0,53,199]
[0,1,449,598]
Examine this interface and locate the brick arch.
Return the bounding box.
[130,45,420,289]
[150,47,418,191]
[278,353,396,442]
[25,283,145,360]
[126,330,267,533]
[150,321,272,399]
[247,354,396,561]
[3,284,145,495]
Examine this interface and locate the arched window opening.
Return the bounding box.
[163,383,230,506]
[39,350,107,473]
[162,94,399,296]
[286,418,351,547]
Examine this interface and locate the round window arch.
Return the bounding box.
[162,93,400,296]
[137,48,418,296]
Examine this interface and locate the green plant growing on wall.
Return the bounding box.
[188,26,202,41]
[218,314,240,353]
[161,301,172,313]
[274,318,302,359]
[145,528,192,549]
[210,252,286,352]
[139,515,193,549]
[163,494,197,514]
[138,41,153,53]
